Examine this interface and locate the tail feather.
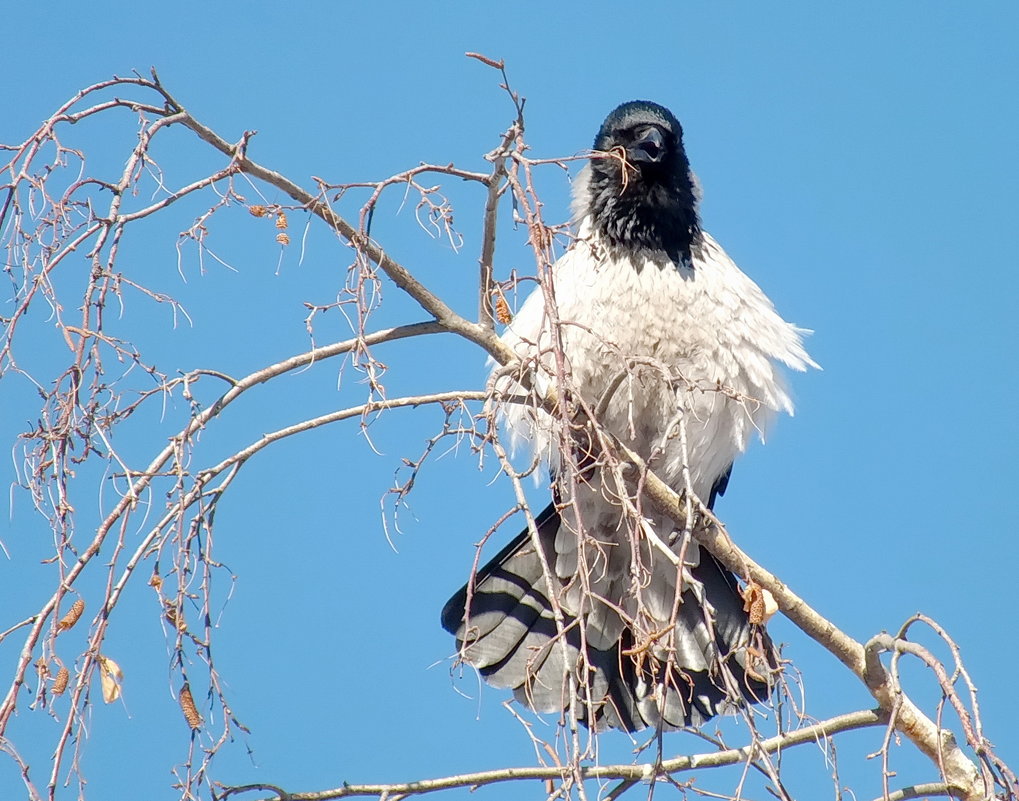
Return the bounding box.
[440,503,559,641]
[442,501,775,732]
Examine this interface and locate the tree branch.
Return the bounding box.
[154,78,514,366]
[237,708,886,800]
[877,783,953,801]
[617,440,990,801]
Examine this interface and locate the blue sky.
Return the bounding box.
[2,2,1017,800]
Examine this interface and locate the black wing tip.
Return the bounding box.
[707,464,733,510]
[439,589,466,635]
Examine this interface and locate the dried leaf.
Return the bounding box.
[761,587,779,621]
[179,683,202,729]
[744,647,770,684]
[57,598,85,632]
[164,602,187,632]
[148,573,163,591]
[98,655,123,703]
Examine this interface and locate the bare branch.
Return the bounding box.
[2,68,1013,801]
[876,783,953,801]
[233,708,886,800]
[620,439,992,801]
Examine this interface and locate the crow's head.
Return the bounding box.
[593,101,685,179]
[584,101,701,267]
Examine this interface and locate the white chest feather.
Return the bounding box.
[496,224,816,503]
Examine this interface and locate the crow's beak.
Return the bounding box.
[628,127,666,163]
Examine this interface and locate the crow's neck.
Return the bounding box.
[587,167,701,267]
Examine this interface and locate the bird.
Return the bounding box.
[441,101,817,732]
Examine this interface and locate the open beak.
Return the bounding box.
[628,127,666,163]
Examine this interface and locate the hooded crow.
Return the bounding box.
[442,101,817,732]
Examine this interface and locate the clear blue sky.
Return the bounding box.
[2,2,1017,800]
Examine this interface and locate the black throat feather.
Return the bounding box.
[586,156,702,268]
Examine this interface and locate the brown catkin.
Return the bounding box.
[179,684,202,729]
[52,667,70,695]
[495,296,512,324]
[249,204,268,217]
[276,232,290,246]
[749,597,765,625]
[57,599,85,632]
[275,212,288,229]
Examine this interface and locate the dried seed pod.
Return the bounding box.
[495,295,512,324]
[149,573,163,591]
[276,232,290,246]
[275,212,288,230]
[57,599,85,632]
[179,683,202,730]
[249,204,268,217]
[52,667,70,695]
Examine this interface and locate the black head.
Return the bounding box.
[586,100,701,267]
